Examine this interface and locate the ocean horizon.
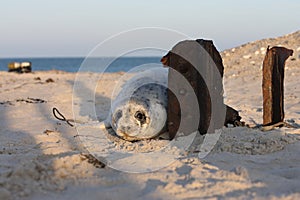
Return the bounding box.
[0,57,162,73]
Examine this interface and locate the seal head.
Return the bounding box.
[108,68,168,141]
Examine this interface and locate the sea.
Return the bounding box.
[0,57,162,73]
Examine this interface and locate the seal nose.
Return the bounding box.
[119,125,131,133]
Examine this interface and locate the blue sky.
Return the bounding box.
[0,0,299,57]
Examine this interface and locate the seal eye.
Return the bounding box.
[134,111,146,124]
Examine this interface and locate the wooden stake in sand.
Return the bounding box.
[262,46,293,126]
[161,40,224,138]
[161,39,242,139]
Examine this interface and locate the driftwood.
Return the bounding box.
[224,105,242,127]
[262,46,293,126]
[162,39,241,139]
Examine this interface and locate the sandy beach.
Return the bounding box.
[0,32,300,199]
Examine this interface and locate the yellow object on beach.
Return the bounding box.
[8,61,32,73]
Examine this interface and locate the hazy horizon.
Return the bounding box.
[1,0,299,58]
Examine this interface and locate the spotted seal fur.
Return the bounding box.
[106,68,169,141]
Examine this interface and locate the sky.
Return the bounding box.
[0,0,299,57]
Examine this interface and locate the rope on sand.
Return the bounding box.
[52,107,75,127]
[260,122,298,131]
[240,120,298,131]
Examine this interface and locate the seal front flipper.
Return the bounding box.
[101,111,113,130]
[103,116,112,129]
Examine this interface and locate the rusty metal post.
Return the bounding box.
[262,46,293,126]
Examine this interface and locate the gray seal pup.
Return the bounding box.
[106,68,169,141]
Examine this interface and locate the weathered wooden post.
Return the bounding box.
[262,46,293,126]
[162,39,241,139]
